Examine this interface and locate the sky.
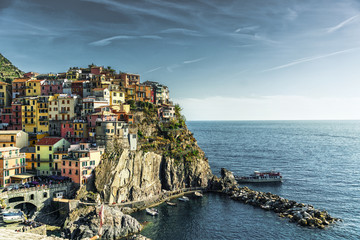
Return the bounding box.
[1,0,360,120]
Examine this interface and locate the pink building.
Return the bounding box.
[1,103,22,130]
[61,143,104,185]
[61,121,75,141]
[41,80,63,95]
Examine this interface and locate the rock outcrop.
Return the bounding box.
[87,110,212,204]
[63,205,142,239]
[215,169,340,229]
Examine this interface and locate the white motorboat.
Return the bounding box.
[194,191,203,197]
[145,208,158,216]
[2,210,26,223]
[235,171,283,183]
[178,196,189,202]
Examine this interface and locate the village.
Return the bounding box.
[0,65,176,188]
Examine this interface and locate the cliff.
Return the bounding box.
[0,53,24,83]
[84,106,213,204]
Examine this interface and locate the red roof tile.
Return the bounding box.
[36,137,63,146]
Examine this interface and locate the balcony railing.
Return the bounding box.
[59,110,68,114]
[2,153,26,160]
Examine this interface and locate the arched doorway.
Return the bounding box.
[14,202,37,218]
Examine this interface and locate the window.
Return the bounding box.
[37,146,40,151]
[75,162,78,167]
[37,162,40,167]
[49,146,52,151]
[69,161,72,166]
[75,170,78,175]
[49,163,52,168]
[43,192,47,198]
[49,154,52,160]
[82,170,87,175]
[63,169,65,174]
[69,169,72,174]
[62,161,65,166]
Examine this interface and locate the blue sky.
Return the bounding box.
[1,0,360,120]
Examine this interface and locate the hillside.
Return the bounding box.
[0,53,24,83]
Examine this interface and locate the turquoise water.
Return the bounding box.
[132,121,360,239]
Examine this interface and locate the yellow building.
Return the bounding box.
[0,147,27,186]
[0,130,29,148]
[21,96,49,146]
[0,82,11,108]
[25,79,42,97]
[21,146,36,172]
[109,90,125,106]
[125,86,136,101]
[35,137,70,176]
[21,96,49,134]
[66,69,81,80]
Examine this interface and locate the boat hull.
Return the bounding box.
[236,178,283,183]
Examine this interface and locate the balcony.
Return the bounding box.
[2,153,26,160]
[59,109,68,114]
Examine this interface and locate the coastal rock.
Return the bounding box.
[225,186,340,229]
[63,205,142,240]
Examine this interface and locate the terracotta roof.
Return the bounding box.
[0,81,8,85]
[93,88,105,91]
[36,137,63,146]
[13,79,28,83]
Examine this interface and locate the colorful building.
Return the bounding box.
[21,96,49,136]
[25,79,42,97]
[0,147,27,186]
[12,78,28,99]
[41,79,63,95]
[109,89,125,106]
[48,94,78,121]
[35,137,70,176]
[0,130,29,148]
[61,143,104,185]
[0,82,11,108]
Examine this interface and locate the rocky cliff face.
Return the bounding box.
[63,205,142,239]
[88,109,213,204]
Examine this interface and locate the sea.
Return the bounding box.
[131,121,360,240]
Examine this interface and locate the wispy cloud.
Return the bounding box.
[166,64,181,72]
[327,15,359,33]
[145,66,163,73]
[234,26,259,33]
[90,35,162,46]
[262,47,360,72]
[183,57,205,64]
[160,28,203,37]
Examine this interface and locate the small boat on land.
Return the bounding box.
[235,171,283,183]
[145,208,158,216]
[2,210,26,223]
[166,201,177,206]
[178,196,189,202]
[194,191,203,197]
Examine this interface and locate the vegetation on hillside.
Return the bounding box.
[0,53,24,83]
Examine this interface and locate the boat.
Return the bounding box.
[2,210,26,223]
[194,191,203,197]
[166,201,177,206]
[178,196,189,202]
[145,208,158,216]
[235,171,283,183]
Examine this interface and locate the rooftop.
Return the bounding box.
[36,137,63,146]
[0,147,20,151]
[0,130,25,135]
